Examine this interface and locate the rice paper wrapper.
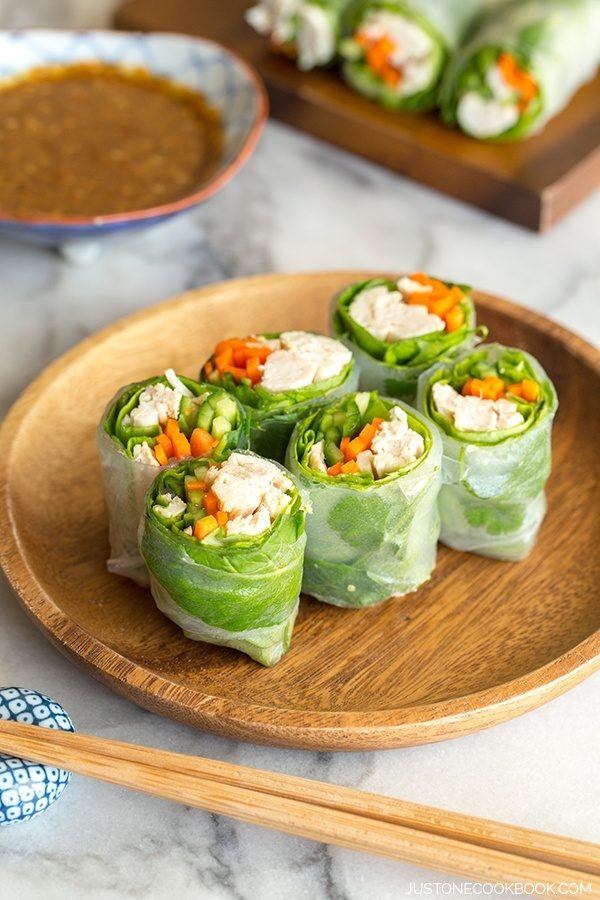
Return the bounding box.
[96,421,157,586]
[286,400,443,607]
[140,455,306,666]
[439,0,600,138]
[417,347,558,561]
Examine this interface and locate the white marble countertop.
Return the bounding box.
[1,2,599,898]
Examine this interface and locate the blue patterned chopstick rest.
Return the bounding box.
[0,687,74,826]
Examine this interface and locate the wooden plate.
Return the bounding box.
[115,0,600,232]
[1,272,599,751]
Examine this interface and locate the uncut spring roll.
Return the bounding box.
[98,370,249,585]
[439,0,600,141]
[332,273,481,402]
[140,452,306,666]
[417,343,558,561]
[286,390,442,607]
[245,0,352,70]
[200,331,358,462]
[338,0,501,110]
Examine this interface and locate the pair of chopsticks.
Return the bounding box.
[0,719,598,888]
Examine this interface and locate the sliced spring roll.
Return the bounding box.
[339,0,501,110]
[140,452,306,666]
[245,0,351,70]
[439,0,600,140]
[200,331,358,462]
[98,370,250,585]
[332,273,481,402]
[286,390,442,607]
[417,343,558,560]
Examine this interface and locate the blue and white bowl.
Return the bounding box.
[0,687,74,826]
[0,30,268,247]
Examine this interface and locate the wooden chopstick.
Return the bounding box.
[0,720,597,888]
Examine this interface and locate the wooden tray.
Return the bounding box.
[0,272,599,750]
[114,0,600,232]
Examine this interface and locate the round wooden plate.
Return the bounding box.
[1,273,599,751]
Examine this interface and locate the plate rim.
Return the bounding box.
[1,271,599,750]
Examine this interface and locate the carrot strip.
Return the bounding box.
[194,516,218,540]
[153,445,168,466]
[246,356,262,384]
[359,423,377,446]
[327,461,343,476]
[215,510,229,527]
[203,491,219,516]
[341,460,360,474]
[171,432,191,458]
[521,379,539,402]
[156,432,173,457]
[445,305,465,332]
[340,436,350,456]
[164,418,180,440]
[346,436,368,460]
[190,427,216,457]
[185,479,206,493]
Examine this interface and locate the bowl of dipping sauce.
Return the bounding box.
[0,30,267,249]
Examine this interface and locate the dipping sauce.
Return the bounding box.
[0,63,224,218]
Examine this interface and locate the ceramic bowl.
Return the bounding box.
[0,687,74,826]
[0,30,268,250]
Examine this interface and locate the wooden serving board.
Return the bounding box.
[0,272,599,750]
[114,0,600,232]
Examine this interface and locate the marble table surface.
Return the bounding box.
[0,2,599,898]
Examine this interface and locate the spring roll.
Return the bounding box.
[200,331,358,462]
[417,343,558,560]
[140,452,306,666]
[338,0,501,110]
[246,0,352,69]
[332,273,481,402]
[439,0,600,140]
[286,390,442,607]
[98,371,250,585]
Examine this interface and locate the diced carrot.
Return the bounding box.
[462,378,480,397]
[430,295,458,318]
[185,479,206,493]
[341,460,360,474]
[340,436,350,456]
[359,423,377,446]
[246,356,262,384]
[445,305,465,332]
[327,461,343,476]
[171,432,191,458]
[164,418,180,440]
[463,375,505,400]
[190,427,216,457]
[203,491,219,516]
[194,516,218,541]
[380,63,401,87]
[520,379,539,402]
[372,417,385,429]
[409,272,448,301]
[215,348,234,371]
[203,361,213,377]
[156,432,174,458]
[215,510,229,527]
[153,444,168,466]
[507,383,523,398]
[346,436,368,459]
[497,52,537,108]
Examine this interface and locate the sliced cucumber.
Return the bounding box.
[215,395,238,424]
[211,416,232,439]
[324,440,344,467]
[196,403,214,432]
[193,463,209,480]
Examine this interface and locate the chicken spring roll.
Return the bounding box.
[338,0,500,110]
[201,331,358,462]
[98,370,250,585]
[286,390,441,607]
[332,273,480,402]
[245,0,352,69]
[140,452,306,666]
[417,343,558,560]
[439,0,600,140]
